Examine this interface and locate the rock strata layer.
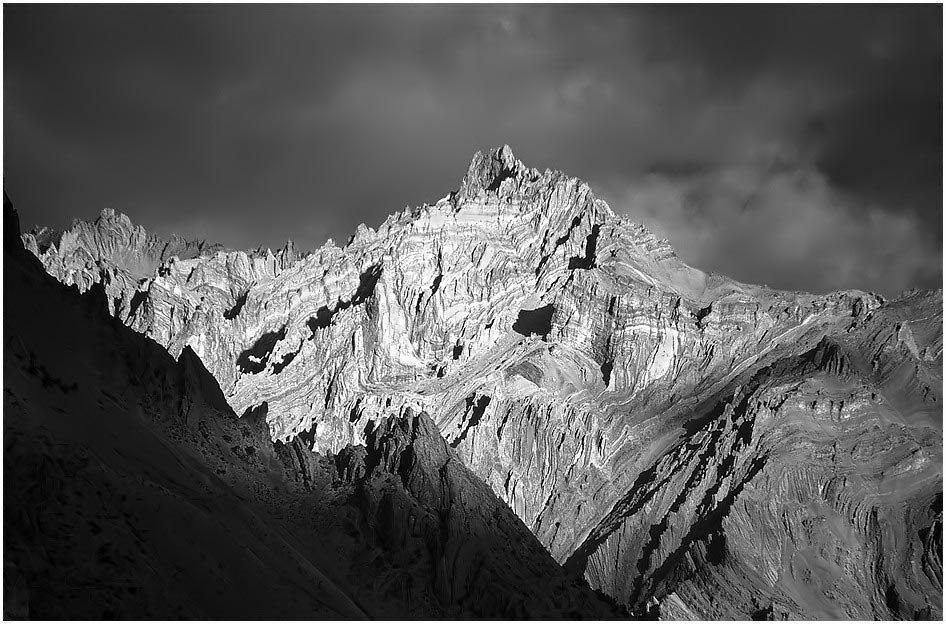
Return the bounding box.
[23,146,943,619]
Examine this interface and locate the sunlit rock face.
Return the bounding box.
[28,146,942,619]
[22,208,231,316]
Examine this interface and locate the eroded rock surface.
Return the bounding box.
[24,146,943,619]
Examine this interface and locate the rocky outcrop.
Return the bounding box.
[23,146,943,619]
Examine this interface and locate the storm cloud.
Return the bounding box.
[4,4,941,296]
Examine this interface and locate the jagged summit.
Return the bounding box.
[94,206,134,228]
[458,144,527,197]
[26,147,684,297]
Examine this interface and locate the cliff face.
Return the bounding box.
[23,146,942,619]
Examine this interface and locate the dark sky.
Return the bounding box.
[4,4,942,296]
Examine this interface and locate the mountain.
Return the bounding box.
[14,146,943,619]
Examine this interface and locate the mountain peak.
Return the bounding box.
[483,143,518,168]
[459,144,525,198]
[95,207,134,229]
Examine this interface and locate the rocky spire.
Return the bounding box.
[457,144,524,200]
